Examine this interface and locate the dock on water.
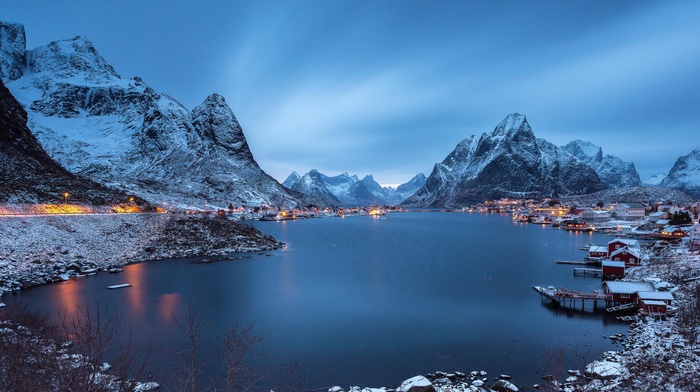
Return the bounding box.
[556,260,588,265]
[533,285,612,311]
[573,268,602,278]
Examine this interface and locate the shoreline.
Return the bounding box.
[0,213,281,296]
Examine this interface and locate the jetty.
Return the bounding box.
[556,260,588,265]
[606,303,636,313]
[533,286,612,311]
[573,268,602,278]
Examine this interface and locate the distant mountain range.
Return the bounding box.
[283,170,426,206]
[1,21,697,209]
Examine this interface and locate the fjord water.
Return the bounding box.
[6,212,628,388]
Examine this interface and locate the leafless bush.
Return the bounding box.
[677,283,700,348]
[221,322,264,392]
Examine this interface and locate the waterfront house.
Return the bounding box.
[655,219,671,230]
[614,203,646,221]
[580,209,612,223]
[607,238,640,254]
[609,247,641,267]
[588,245,608,260]
[602,281,654,304]
[602,260,625,279]
[636,291,674,316]
[660,225,688,240]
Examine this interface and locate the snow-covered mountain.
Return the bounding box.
[283,170,425,206]
[282,170,342,206]
[561,140,641,188]
[0,78,134,206]
[402,114,607,207]
[0,22,298,209]
[643,173,667,186]
[659,148,700,199]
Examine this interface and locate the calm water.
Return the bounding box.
[4,212,628,389]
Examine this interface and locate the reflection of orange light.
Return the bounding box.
[122,263,146,316]
[157,293,181,323]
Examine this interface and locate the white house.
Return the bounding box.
[614,203,646,221]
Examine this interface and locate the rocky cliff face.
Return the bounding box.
[0,22,25,83]
[659,148,700,199]
[1,22,298,209]
[402,114,607,207]
[562,140,641,189]
[0,78,132,205]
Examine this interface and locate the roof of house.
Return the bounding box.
[610,247,640,258]
[619,203,645,209]
[649,212,667,217]
[603,281,654,294]
[589,245,608,253]
[641,300,667,306]
[637,291,675,301]
[602,261,625,268]
[608,238,639,248]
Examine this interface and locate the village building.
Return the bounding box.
[647,211,669,223]
[609,247,641,267]
[613,203,646,221]
[602,281,654,304]
[660,225,689,240]
[636,291,675,316]
[588,245,608,260]
[579,209,612,223]
[690,223,700,251]
[601,260,625,279]
[607,238,640,254]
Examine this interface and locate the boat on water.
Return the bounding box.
[107,283,131,289]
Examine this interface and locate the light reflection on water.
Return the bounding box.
[5,212,628,389]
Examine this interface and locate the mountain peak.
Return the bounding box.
[27,34,120,82]
[493,113,529,136]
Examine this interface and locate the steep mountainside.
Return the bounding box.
[284,170,426,206]
[402,114,607,207]
[643,173,667,186]
[562,186,696,207]
[0,22,298,209]
[0,78,134,205]
[659,148,700,199]
[562,140,641,188]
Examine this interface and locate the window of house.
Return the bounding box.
[621,294,630,299]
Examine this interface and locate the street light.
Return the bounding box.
[63,192,69,204]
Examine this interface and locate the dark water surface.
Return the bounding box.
[5,212,629,388]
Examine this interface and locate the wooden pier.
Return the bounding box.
[533,286,612,311]
[556,260,587,265]
[573,268,602,278]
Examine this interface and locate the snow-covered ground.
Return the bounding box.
[0,212,280,296]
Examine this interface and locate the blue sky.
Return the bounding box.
[2,0,699,187]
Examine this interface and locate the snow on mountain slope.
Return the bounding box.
[1,22,298,209]
[403,114,607,207]
[562,140,641,188]
[659,147,700,199]
[643,173,666,186]
[284,170,425,206]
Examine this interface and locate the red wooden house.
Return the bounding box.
[607,238,639,254]
[636,291,674,316]
[602,281,654,304]
[609,247,641,267]
[601,260,625,279]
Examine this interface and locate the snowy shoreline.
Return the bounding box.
[0,213,281,296]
